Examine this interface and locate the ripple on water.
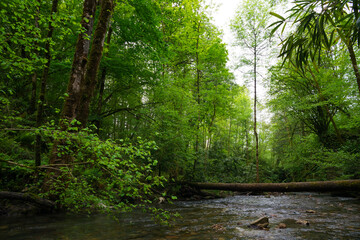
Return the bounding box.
[0,193,359,239]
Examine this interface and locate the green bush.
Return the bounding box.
[36,123,168,216]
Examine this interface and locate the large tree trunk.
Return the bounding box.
[46,0,113,186]
[76,0,114,128]
[60,0,97,127]
[190,180,360,192]
[48,0,97,170]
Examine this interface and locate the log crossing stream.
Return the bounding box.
[1,192,359,239]
[190,179,360,192]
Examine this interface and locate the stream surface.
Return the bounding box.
[1,192,359,239]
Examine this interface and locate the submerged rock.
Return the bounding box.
[296,219,310,225]
[211,223,226,231]
[277,223,287,229]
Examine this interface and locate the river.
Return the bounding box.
[1,192,359,239]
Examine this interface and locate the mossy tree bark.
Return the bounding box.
[47,0,97,173]
[76,0,115,128]
[47,0,114,173]
[60,0,97,127]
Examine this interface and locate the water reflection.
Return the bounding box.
[1,193,359,239]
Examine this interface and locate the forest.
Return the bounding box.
[0,0,359,215]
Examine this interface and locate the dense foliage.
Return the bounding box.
[0,0,359,217]
[0,0,253,214]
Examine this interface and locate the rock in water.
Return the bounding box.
[296,219,310,225]
[277,223,287,229]
[211,224,226,232]
[250,216,269,229]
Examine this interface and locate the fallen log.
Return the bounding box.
[0,191,56,209]
[190,180,360,193]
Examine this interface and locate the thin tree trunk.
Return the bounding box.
[254,39,259,183]
[28,0,41,115]
[35,0,59,167]
[346,41,360,96]
[193,21,202,176]
[29,72,37,114]
[332,24,360,96]
[284,115,292,146]
[95,27,112,131]
[244,120,249,162]
[190,179,360,192]
[228,115,231,156]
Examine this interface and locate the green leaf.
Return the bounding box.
[270,12,285,21]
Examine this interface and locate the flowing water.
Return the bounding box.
[1,192,359,239]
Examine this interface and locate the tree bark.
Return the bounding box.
[346,40,360,96]
[44,0,98,190]
[60,0,97,127]
[94,26,113,131]
[254,36,259,183]
[190,180,360,192]
[193,20,202,177]
[48,0,97,168]
[28,0,41,115]
[76,0,114,128]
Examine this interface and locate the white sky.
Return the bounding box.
[204,0,268,97]
[204,0,282,123]
[204,0,238,54]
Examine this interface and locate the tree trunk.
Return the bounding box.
[47,0,113,175]
[60,0,97,127]
[48,0,97,168]
[76,0,114,128]
[43,0,98,188]
[29,72,37,115]
[193,20,202,177]
[190,180,360,192]
[28,0,41,115]
[95,27,112,131]
[346,41,360,96]
[35,0,59,167]
[254,38,259,183]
